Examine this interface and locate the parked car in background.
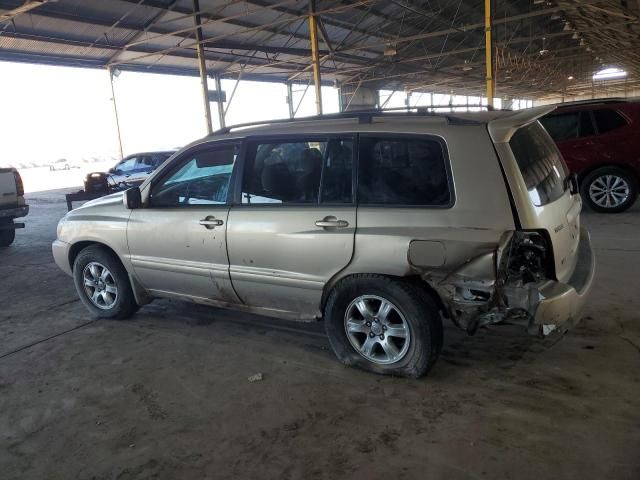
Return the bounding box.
[49,158,72,171]
[0,167,29,246]
[104,151,176,189]
[539,98,640,213]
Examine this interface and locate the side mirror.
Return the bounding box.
[108,168,115,174]
[124,187,142,209]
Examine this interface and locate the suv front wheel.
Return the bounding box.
[581,166,638,213]
[324,275,443,378]
[73,245,139,319]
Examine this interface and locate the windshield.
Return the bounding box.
[509,121,569,206]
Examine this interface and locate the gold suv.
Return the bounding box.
[53,108,595,377]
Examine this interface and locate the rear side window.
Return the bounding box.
[510,122,569,206]
[358,136,451,206]
[539,113,578,142]
[241,137,353,204]
[593,109,627,134]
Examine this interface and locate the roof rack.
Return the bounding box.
[210,105,488,136]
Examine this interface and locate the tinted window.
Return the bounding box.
[242,138,353,204]
[151,145,238,206]
[539,113,579,142]
[594,109,627,134]
[579,111,595,137]
[358,136,451,206]
[510,122,569,206]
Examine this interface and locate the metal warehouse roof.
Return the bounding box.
[1,0,639,100]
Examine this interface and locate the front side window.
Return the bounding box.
[358,136,451,206]
[539,113,579,142]
[510,122,569,206]
[151,144,238,207]
[241,138,353,204]
[593,109,627,134]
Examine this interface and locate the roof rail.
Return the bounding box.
[210,105,488,136]
[554,97,639,107]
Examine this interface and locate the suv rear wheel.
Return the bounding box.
[73,245,139,319]
[581,166,638,213]
[324,275,443,378]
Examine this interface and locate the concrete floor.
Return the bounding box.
[1,190,639,480]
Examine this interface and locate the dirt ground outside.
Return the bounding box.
[1,190,639,480]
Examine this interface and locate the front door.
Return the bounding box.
[127,142,240,303]
[226,135,356,317]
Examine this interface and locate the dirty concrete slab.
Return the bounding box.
[0,192,639,480]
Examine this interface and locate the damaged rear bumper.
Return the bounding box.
[526,228,595,336]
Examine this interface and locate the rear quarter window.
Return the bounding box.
[509,122,569,206]
[357,136,452,206]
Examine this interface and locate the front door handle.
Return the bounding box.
[315,216,349,229]
[199,216,224,229]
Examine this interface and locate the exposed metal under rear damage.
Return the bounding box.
[417,228,593,338]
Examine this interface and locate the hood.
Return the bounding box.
[75,191,124,210]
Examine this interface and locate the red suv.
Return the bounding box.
[540,99,639,213]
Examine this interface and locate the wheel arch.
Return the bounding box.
[68,240,152,306]
[320,272,447,319]
[577,162,640,186]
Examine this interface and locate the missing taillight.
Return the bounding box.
[13,171,24,197]
[506,231,554,284]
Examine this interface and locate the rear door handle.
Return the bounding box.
[199,216,224,229]
[315,217,349,229]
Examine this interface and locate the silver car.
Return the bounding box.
[52,108,595,378]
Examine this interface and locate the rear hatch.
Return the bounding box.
[489,108,582,283]
[0,168,18,209]
[508,123,581,282]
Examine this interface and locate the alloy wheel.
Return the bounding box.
[82,262,118,310]
[589,174,630,209]
[344,295,411,365]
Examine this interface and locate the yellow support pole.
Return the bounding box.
[484,0,494,109]
[309,1,323,115]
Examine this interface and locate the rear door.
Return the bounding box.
[226,135,355,316]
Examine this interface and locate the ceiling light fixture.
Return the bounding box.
[593,67,627,81]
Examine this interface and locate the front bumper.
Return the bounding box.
[0,204,29,220]
[52,239,73,276]
[528,227,596,336]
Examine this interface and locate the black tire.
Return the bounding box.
[73,245,139,319]
[324,274,443,378]
[0,222,16,247]
[581,166,638,213]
